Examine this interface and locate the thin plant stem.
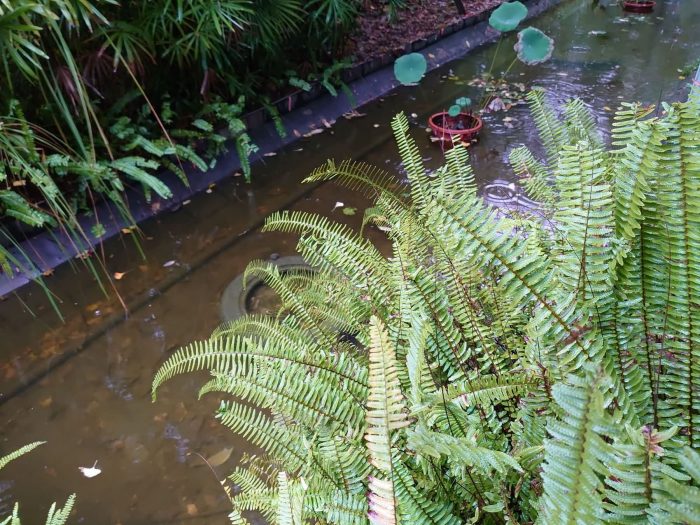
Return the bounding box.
[481,57,519,111]
[487,35,503,77]
[502,57,519,78]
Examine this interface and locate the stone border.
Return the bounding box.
[0,0,566,297]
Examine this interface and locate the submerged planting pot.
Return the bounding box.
[622,1,655,12]
[220,256,311,322]
[428,112,483,145]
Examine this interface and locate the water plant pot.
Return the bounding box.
[428,112,483,145]
[220,255,311,322]
[622,1,655,13]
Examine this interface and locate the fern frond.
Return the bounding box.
[366,316,409,473]
[442,373,539,409]
[527,88,568,166]
[0,441,45,470]
[44,494,76,525]
[304,159,402,203]
[408,426,522,476]
[217,402,308,475]
[509,145,555,210]
[654,447,700,524]
[564,98,601,148]
[539,370,614,524]
[277,472,305,525]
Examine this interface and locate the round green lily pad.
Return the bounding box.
[394,53,428,85]
[455,97,472,107]
[489,1,528,32]
[448,104,462,117]
[515,27,554,65]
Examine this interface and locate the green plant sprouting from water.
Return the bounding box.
[153,85,700,524]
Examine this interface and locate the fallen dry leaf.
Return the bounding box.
[342,110,366,120]
[79,461,101,478]
[113,272,126,280]
[206,447,233,467]
[303,128,324,138]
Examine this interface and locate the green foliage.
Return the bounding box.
[0,0,361,292]
[393,53,427,86]
[0,442,75,524]
[154,89,700,523]
[514,27,555,65]
[488,1,528,33]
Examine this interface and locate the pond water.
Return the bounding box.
[1,0,698,523]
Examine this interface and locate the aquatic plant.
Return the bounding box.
[479,1,554,112]
[514,27,554,65]
[488,1,528,32]
[448,96,473,117]
[0,442,75,524]
[154,87,700,523]
[393,53,428,86]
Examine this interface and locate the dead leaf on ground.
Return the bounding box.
[113,272,126,280]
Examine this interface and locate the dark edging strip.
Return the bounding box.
[0,0,566,298]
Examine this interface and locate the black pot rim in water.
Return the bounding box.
[220,255,312,322]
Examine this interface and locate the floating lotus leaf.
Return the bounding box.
[394,53,427,85]
[489,1,528,32]
[515,27,554,65]
[448,105,462,117]
[455,97,472,107]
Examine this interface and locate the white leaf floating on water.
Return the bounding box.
[332,201,344,212]
[79,460,101,478]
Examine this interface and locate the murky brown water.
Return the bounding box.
[1,0,698,522]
